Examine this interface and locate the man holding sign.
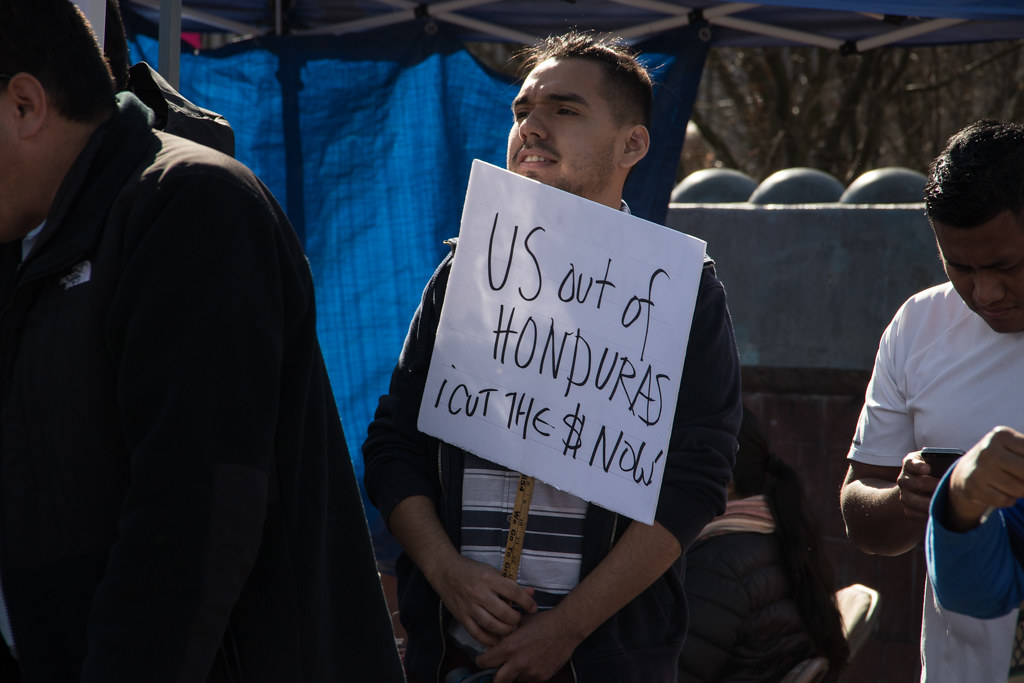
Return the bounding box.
[364,31,741,683]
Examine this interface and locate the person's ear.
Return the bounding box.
[620,124,650,171]
[4,73,48,139]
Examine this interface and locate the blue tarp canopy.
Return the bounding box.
[121,0,1023,564]
[123,11,708,565]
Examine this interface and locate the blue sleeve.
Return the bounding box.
[926,470,1024,618]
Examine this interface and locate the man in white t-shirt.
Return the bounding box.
[841,119,1024,683]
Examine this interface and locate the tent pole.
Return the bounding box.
[712,15,844,50]
[433,12,537,43]
[159,0,182,90]
[132,0,262,36]
[276,0,283,35]
[74,0,107,45]
[299,0,534,41]
[855,17,966,52]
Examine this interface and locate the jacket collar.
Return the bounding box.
[20,93,156,275]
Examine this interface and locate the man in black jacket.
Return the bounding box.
[0,2,403,681]
[364,31,742,683]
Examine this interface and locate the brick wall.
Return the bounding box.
[744,384,924,682]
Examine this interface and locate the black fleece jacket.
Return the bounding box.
[0,94,402,683]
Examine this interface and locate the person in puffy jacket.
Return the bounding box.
[678,408,848,682]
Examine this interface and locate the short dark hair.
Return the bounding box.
[0,0,116,122]
[925,119,1024,228]
[105,0,131,92]
[518,29,653,129]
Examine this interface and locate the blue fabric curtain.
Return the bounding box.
[126,23,709,566]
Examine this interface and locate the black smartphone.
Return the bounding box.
[919,447,965,477]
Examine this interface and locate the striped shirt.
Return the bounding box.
[449,453,587,655]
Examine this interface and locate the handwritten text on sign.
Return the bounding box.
[418,161,706,524]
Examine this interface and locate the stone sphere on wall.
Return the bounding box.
[748,167,845,204]
[671,168,758,203]
[839,167,927,204]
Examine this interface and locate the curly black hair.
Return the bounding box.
[925,120,1024,228]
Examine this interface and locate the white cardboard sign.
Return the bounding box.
[418,160,706,524]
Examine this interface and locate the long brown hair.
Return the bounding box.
[733,408,850,678]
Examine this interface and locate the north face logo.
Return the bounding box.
[59,261,92,290]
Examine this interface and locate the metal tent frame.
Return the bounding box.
[122,0,1024,88]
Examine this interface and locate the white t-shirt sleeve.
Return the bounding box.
[848,303,918,467]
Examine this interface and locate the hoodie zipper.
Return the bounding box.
[437,441,446,499]
[435,598,447,683]
[435,441,448,683]
[566,513,619,682]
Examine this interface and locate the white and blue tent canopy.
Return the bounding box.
[127,0,1024,50]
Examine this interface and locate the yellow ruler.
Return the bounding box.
[501,474,535,580]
